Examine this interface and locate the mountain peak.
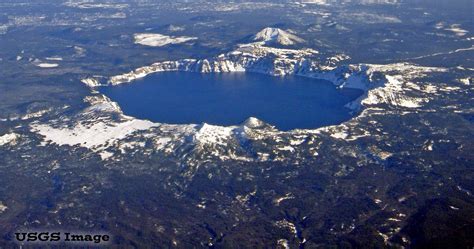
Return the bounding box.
[242,117,265,128]
[253,27,305,46]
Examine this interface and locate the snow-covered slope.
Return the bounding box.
[134,33,197,47]
[253,28,305,46]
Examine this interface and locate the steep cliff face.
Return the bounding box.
[106,44,358,88]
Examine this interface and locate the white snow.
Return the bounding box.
[457,186,472,196]
[275,220,297,236]
[405,45,474,61]
[134,33,197,47]
[46,56,63,61]
[458,77,471,85]
[423,140,434,151]
[273,193,295,206]
[331,131,348,140]
[340,12,401,24]
[378,231,389,244]
[278,146,295,152]
[243,117,265,128]
[168,25,185,32]
[445,24,469,37]
[388,218,402,222]
[99,151,114,160]
[362,64,448,109]
[0,202,7,213]
[81,78,102,87]
[195,124,233,146]
[21,109,51,120]
[253,27,305,46]
[340,74,369,90]
[154,137,172,151]
[36,63,59,68]
[301,0,330,5]
[0,133,19,146]
[277,239,290,249]
[32,119,155,150]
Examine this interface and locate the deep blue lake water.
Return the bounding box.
[99,72,363,131]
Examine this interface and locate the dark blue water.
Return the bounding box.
[99,72,363,131]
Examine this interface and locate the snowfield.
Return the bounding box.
[134,33,198,47]
[0,133,19,146]
[36,63,59,68]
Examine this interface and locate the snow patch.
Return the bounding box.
[243,117,266,129]
[445,24,469,37]
[195,124,233,146]
[81,78,102,87]
[36,63,59,68]
[458,77,471,85]
[277,239,290,249]
[275,220,297,236]
[99,151,114,160]
[0,133,19,146]
[46,57,63,61]
[134,33,197,47]
[32,119,155,150]
[273,193,295,206]
[154,137,172,151]
[0,202,7,213]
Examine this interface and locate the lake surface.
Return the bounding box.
[99,72,363,131]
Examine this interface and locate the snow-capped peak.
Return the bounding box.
[242,117,266,129]
[253,28,305,46]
